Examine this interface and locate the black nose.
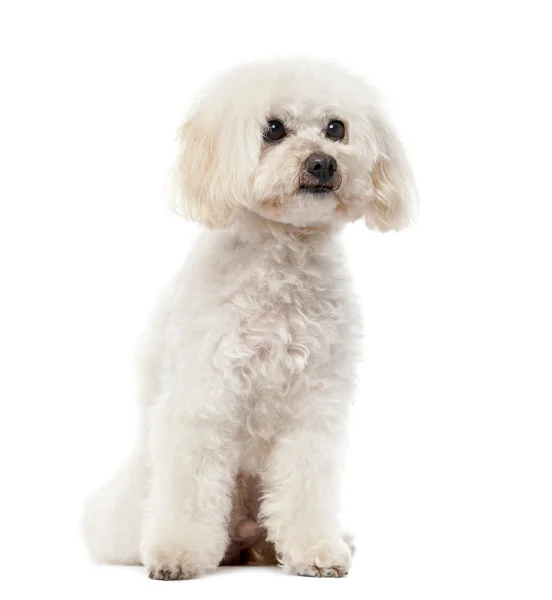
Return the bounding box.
[304,153,338,182]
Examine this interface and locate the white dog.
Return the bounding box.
[83,58,417,579]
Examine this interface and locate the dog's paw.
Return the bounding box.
[280,537,351,578]
[296,564,348,578]
[143,547,201,581]
[148,564,194,581]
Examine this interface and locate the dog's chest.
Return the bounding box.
[214,240,351,422]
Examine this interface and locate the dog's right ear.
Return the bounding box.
[170,107,262,229]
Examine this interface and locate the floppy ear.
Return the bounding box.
[365,115,418,232]
[171,107,262,229]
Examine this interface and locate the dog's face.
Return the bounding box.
[172,59,417,231]
[252,106,376,227]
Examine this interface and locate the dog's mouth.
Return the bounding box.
[298,171,342,196]
[298,184,334,195]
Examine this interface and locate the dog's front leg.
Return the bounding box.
[141,390,239,580]
[261,418,351,578]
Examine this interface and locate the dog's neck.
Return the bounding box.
[229,211,342,247]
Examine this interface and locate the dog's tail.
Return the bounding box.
[82,449,147,565]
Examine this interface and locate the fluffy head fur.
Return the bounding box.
[173,58,417,231]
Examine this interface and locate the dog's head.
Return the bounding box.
[172,58,417,231]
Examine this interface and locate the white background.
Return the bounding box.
[1,1,551,598]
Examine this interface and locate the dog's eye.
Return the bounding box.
[326,120,345,141]
[264,120,286,142]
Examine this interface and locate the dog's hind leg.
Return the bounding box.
[82,447,147,565]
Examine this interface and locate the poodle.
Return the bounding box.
[83,57,417,579]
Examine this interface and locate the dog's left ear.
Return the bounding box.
[364,114,418,232]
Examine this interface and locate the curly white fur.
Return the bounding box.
[83,58,417,579]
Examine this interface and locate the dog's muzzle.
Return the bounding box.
[299,153,341,194]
